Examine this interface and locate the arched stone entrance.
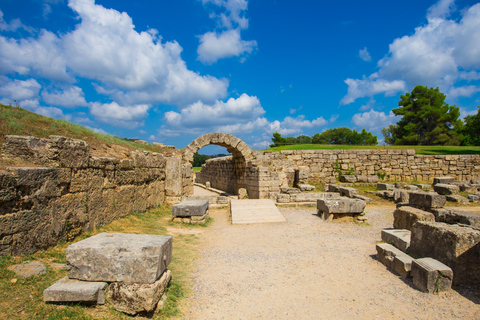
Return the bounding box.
[183,132,254,163]
[184,132,255,195]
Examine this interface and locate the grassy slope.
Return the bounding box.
[0,104,167,154]
[265,144,480,155]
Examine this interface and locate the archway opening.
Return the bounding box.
[193,145,233,195]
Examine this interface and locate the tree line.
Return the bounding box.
[270,127,378,147]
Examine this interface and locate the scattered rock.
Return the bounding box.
[297,184,315,192]
[445,195,469,204]
[8,261,46,278]
[466,194,480,202]
[172,200,209,217]
[411,258,453,293]
[408,191,446,210]
[377,183,395,191]
[393,206,435,231]
[376,243,413,277]
[433,177,455,185]
[434,183,460,195]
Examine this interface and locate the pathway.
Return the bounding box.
[230,199,287,224]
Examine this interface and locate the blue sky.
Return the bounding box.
[1,0,480,154]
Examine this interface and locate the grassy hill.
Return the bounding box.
[265,143,480,155]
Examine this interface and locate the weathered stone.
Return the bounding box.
[434,183,460,195]
[434,177,455,185]
[298,184,315,192]
[409,221,480,285]
[43,277,107,305]
[376,190,394,200]
[413,183,432,190]
[338,186,358,198]
[393,189,410,203]
[8,261,46,278]
[238,188,248,199]
[367,175,379,183]
[108,270,171,315]
[172,200,209,217]
[466,194,480,202]
[393,206,435,231]
[280,187,301,194]
[165,157,182,197]
[471,178,480,184]
[317,198,366,221]
[67,233,172,284]
[290,192,340,202]
[377,183,395,191]
[446,195,469,204]
[353,194,372,204]
[381,229,411,252]
[325,184,341,192]
[408,191,446,210]
[411,258,453,293]
[432,209,480,228]
[340,175,356,183]
[376,243,413,277]
[276,193,291,203]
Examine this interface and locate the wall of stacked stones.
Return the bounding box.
[196,149,480,198]
[0,135,181,257]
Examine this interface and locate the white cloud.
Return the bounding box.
[164,93,264,128]
[351,109,398,131]
[341,74,406,105]
[329,114,339,123]
[0,78,41,101]
[90,101,150,129]
[460,107,478,119]
[0,10,35,33]
[342,1,480,104]
[359,47,371,62]
[201,0,249,29]
[197,29,257,64]
[42,86,88,108]
[448,85,480,98]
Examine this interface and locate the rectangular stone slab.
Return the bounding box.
[43,277,107,305]
[376,243,414,277]
[172,200,209,217]
[317,198,366,214]
[411,258,453,293]
[381,229,411,252]
[66,233,172,284]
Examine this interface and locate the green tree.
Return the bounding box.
[310,127,377,145]
[270,131,286,147]
[192,152,211,167]
[383,85,463,145]
[461,107,480,146]
[295,135,312,144]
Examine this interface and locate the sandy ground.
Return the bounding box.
[193,186,220,196]
[183,203,480,320]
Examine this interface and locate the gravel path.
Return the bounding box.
[184,204,480,319]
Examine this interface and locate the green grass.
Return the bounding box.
[264,144,480,155]
[0,104,171,154]
[192,167,202,172]
[0,205,206,319]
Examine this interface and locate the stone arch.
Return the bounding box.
[183,132,254,163]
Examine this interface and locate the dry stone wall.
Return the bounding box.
[196,149,480,199]
[0,135,189,256]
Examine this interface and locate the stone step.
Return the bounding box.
[411,258,453,293]
[381,229,411,252]
[376,243,414,277]
[43,277,107,305]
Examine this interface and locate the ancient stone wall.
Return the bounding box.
[0,135,186,256]
[196,149,480,199]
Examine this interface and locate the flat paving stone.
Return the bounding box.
[231,199,287,224]
[43,277,107,305]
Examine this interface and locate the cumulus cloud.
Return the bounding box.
[448,85,480,98]
[359,47,371,62]
[90,102,150,129]
[351,109,398,131]
[198,0,256,63]
[0,78,41,101]
[342,1,480,104]
[42,86,88,108]
[0,10,34,33]
[197,29,257,64]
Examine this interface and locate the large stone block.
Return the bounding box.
[66,233,172,284]
[434,177,455,185]
[338,186,358,198]
[317,198,366,221]
[433,183,459,195]
[172,200,209,217]
[290,192,340,202]
[393,206,435,231]
[409,221,480,285]
[381,229,411,252]
[408,191,446,210]
[377,183,394,191]
[340,175,356,183]
[43,277,107,305]
[108,270,171,315]
[376,243,413,277]
[432,209,480,228]
[411,258,453,293]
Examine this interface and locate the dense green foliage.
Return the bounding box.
[270,127,377,148]
[461,107,480,146]
[382,85,463,145]
[192,152,211,167]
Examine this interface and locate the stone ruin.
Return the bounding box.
[43,233,173,316]
[376,176,480,293]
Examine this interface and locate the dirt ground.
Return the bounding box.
[183,203,480,320]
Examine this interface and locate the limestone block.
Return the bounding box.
[434,176,455,185]
[238,188,248,199]
[411,258,453,293]
[393,206,434,231]
[376,243,413,277]
[356,175,367,182]
[340,175,356,183]
[393,189,410,203]
[67,233,172,284]
[376,190,394,200]
[48,136,90,168]
[466,194,479,202]
[0,172,17,205]
[446,195,469,204]
[338,187,358,198]
[381,229,411,252]
[43,277,107,305]
[367,175,379,183]
[408,191,446,210]
[280,187,301,194]
[290,192,340,202]
[165,157,182,197]
[409,221,480,285]
[433,209,480,228]
[434,183,460,195]
[413,183,432,190]
[276,193,291,203]
[353,194,372,204]
[172,200,209,217]
[317,198,366,216]
[298,184,315,191]
[377,183,395,191]
[8,261,46,278]
[107,270,171,315]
